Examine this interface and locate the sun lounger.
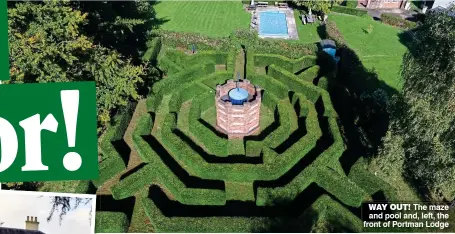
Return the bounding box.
[257,2,268,7]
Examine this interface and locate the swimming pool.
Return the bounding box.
[258,11,289,37]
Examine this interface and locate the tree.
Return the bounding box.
[47,196,93,225]
[373,4,455,201]
[292,0,342,16]
[7,1,150,131]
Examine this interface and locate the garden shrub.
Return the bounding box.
[345,0,358,8]
[324,21,347,46]
[331,6,368,17]
[94,102,135,187]
[381,13,417,29]
[158,30,232,51]
[255,40,317,59]
[95,212,129,233]
[267,64,321,102]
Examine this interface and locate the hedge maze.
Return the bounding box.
[95,42,399,232]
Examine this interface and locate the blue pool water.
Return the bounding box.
[259,11,288,37]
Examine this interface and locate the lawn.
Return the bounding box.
[155,1,251,37]
[293,10,322,44]
[329,13,410,90]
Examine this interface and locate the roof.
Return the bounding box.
[0,227,45,234]
[228,88,249,101]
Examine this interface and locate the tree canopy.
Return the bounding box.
[292,0,341,15]
[373,5,455,201]
[8,0,158,131]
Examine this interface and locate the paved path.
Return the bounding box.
[366,8,418,20]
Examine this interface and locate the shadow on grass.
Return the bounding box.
[325,45,400,174]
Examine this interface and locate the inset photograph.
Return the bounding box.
[0,190,95,234]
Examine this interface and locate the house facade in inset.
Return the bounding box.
[0,216,45,234]
[357,0,409,9]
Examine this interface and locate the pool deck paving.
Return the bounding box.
[251,7,299,40]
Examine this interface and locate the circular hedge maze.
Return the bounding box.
[94,46,399,232]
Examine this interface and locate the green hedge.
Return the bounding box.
[188,92,229,156]
[158,56,183,76]
[74,180,91,194]
[318,76,329,90]
[168,82,210,113]
[297,65,320,83]
[226,48,237,74]
[312,117,345,168]
[145,94,157,112]
[348,157,399,202]
[293,93,309,117]
[132,114,154,162]
[158,30,232,51]
[264,100,297,149]
[267,64,321,102]
[158,113,306,182]
[95,212,129,233]
[248,74,288,100]
[381,13,417,29]
[141,191,361,232]
[253,54,317,73]
[345,0,358,8]
[325,20,347,46]
[315,166,370,207]
[245,140,263,157]
[141,195,270,232]
[151,62,216,111]
[143,37,162,63]
[113,114,226,205]
[331,6,368,17]
[94,102,135,187]
[254,39,317,59]
[225,182,255,201]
